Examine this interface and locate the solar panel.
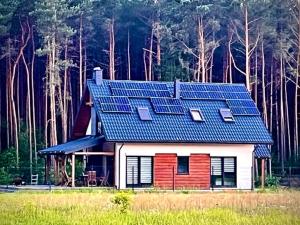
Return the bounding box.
[110,81,171,98]
[222,92,239,99]
[230,107,246,115]
[226,100,256,108]
[244,107,260,115]
[236,92,252,100]
[208,92,224,100]
[230,107,260,116]
[111,88,128,96]
[110,82,125,89]
[181,91,196,99]
[98,96,132,113]
[151,97,184,114]
[194,91,210,99]
[206,85,220,92]
[226,99,259,116]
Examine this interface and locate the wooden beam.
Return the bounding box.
[72,154,75,187]
[261,158,265,189]
[74,152,114,156]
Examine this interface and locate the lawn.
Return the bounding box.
[0,189,300,225]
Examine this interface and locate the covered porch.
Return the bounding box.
[39,135,115,187]
[254,145,272,188]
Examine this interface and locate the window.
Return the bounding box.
[177,156,189,174]
[190,109,205,122]
[211,157,236,187]
[126,156,153,187]
[137,107,152,121]
[219,108,234,122]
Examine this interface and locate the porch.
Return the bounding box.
[39,135,115,187]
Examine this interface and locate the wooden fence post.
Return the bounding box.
[72,154,75,187]
[172,166,175,192]
[261,159,265,189]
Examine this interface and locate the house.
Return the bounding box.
[39,67,272,190]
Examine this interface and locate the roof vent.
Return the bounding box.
[93,67,103,85]
[174,79,180,99]
[219,108,234,122]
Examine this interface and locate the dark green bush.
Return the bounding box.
[266,176,280,188]
[0,168,12,185]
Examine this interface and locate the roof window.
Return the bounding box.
[189,109,205,122]
[137,107,152,121]
[219,108,234,122]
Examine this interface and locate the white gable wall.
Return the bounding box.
[115,143,254,190]
[86,119,92,135]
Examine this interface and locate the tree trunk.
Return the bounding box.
[198,17,206,83]
[62,40,69,143]
[295,6,300,159]
[49,37,57,146]
[270,62,274,134]
[261,41,268,127]
[127,29,131,80]
[6,40,11,148]
[31,26,37,168]
[10,21,30,166]
[284,71,291,160]
[22,51,33,177]
[44,56,49,148]
[109,18,115,80]
[156,25,161,81]
[254,49,258,104]
[280,53,285,174]
[244,0,251,91]
[148,26,154,81]
[143,49,148,81]
[79,13,83,100]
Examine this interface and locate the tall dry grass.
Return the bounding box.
[0,189,299,225]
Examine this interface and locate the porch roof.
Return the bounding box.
[254,145,271,159]
[39,135,104,155]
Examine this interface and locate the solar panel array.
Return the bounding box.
[110,81,171,98]
[98,96,132,113]
[151,97,184,114]
[180,84,251,100]
[226,99,260,116]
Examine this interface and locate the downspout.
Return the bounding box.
[118,143,125,190]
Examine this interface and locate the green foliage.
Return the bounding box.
[111,192,132,213]
[0,125,45,184]
[0,168,12,185]
[266,176,280,188]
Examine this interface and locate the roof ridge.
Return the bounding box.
[87,79,246,86]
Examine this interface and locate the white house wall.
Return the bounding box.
[115,143,254,190]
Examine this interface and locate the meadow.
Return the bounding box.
[0,189,300,225]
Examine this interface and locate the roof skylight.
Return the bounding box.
[137,107,152,121]
[219,108,234,122]
[189,109,205,122]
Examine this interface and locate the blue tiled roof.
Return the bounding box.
[87,79,273,144]
[254,145,271,158]
[39,136,104,155]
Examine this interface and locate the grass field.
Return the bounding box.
[0,189,300,225]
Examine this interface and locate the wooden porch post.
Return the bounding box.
[261,158,265,188]
[54,156,59,185]
[72,154,75,187]
[269,158,272,177]
[45,155,51,184]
